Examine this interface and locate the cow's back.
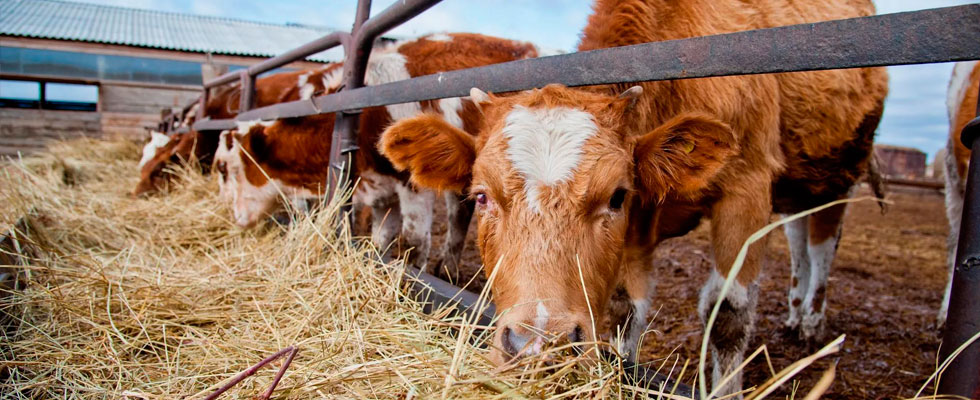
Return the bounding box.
[578,0,887,211]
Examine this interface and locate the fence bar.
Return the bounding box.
[238,70,255,112]
[939,80,980,398]
[230,4,979,123]
[246,32,347,77]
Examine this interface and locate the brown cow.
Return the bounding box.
[133,67,332,196]
[216,33,540,274]
[379,1,887,395]
[940,60,978,326]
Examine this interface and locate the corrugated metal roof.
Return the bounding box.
[0,0,344,61]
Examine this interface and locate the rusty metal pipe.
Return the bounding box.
[246,32,347,77]
[230,4,980,123]
[939,81,980,397]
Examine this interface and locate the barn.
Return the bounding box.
[874,143,928,179]
[0,0,354,156]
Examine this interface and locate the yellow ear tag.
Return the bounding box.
[682,141,695,154]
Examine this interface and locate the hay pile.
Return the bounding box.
[0,138,952,399]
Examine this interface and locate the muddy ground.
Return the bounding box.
[423,184,951,399]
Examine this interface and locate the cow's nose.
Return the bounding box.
[501,325,584,358]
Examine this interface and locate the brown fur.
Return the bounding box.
[379,1,888,388]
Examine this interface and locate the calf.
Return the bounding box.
[216,33,540,275]
[940,60,978,326]
[379,0,887,395]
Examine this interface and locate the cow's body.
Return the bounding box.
[217,33,539,275]
[940,60,978,326]
[379,1,887,395]
[134,67,330,196]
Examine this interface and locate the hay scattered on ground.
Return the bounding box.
[0,138,952,399]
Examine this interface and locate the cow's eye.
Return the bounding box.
[608,188,628,211]
[475,192,488,206]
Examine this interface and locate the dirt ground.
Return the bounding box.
[428,185,951,399]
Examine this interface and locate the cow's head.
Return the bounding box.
[133,131,177,196]
[379,84,736,363]
[213,121,284,228]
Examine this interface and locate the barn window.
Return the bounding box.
[44,83,99,111]
[0,79,41,108]
[0,80,99,111]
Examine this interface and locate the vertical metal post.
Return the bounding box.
[239,70,256,113]
[197,89,208,123]
[326,0,373,226]
[939,80,980,398]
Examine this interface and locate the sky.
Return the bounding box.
[67,0,978,161]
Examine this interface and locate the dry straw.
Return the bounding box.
[0,138,964,399]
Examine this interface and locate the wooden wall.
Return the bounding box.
[1,84,199,156]
[0,108,100,157]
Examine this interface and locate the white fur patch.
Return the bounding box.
[365,49,422,121]
[502,105,598,213]
[139,131,171,168]
[236,119,276,134]
[948,61,978,121]
[438,97,464,129]
[321,67,344,91]
[298,71,315,100]
[427,33,452,42]
[533,301,550,331]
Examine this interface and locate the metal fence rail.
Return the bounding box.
[180,1,980,396]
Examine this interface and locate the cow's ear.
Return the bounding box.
[379,113,476,193]
[633,112,737,200]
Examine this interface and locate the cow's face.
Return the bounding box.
[216,123,279,228]
[380,84,736,364]
[133,131,177,196]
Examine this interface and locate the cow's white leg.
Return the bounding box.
[800,202,847,341]
[782,215,810,330]
[702,178,769,398]
[940,139,965,327]
[699,270,758,398]
[395,182,436,272]
[616,262,656,362]
[433,191,474,282]
[355,172,401,260]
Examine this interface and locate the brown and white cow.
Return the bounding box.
[134,67,331,196]
[940,60,978,326]
[215,33,540,275]
[379,1,887,394]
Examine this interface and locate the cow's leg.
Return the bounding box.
[699,185,768,397]
[356,172,401,261]
[800,201,847,340]
[433,191,474,282]
[782,215,810,330]
[395,182,436,272]
[616,247,656,362]
[939,142,965,327]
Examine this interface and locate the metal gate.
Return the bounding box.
[173,1,980,396]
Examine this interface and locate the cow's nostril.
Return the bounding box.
[501,326,533,357]
[570,325,583,343]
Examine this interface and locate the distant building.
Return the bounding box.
[874,144,927,179]
[0,0,384,156]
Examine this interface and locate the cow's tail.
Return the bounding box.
[867,154,888,214]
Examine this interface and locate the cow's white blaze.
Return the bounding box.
[502,105,598,213]
[948,61,978,121]
[139,131,171,168]
[236,119,276,134]
[438,97,464,129]
[533,301,550,331]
